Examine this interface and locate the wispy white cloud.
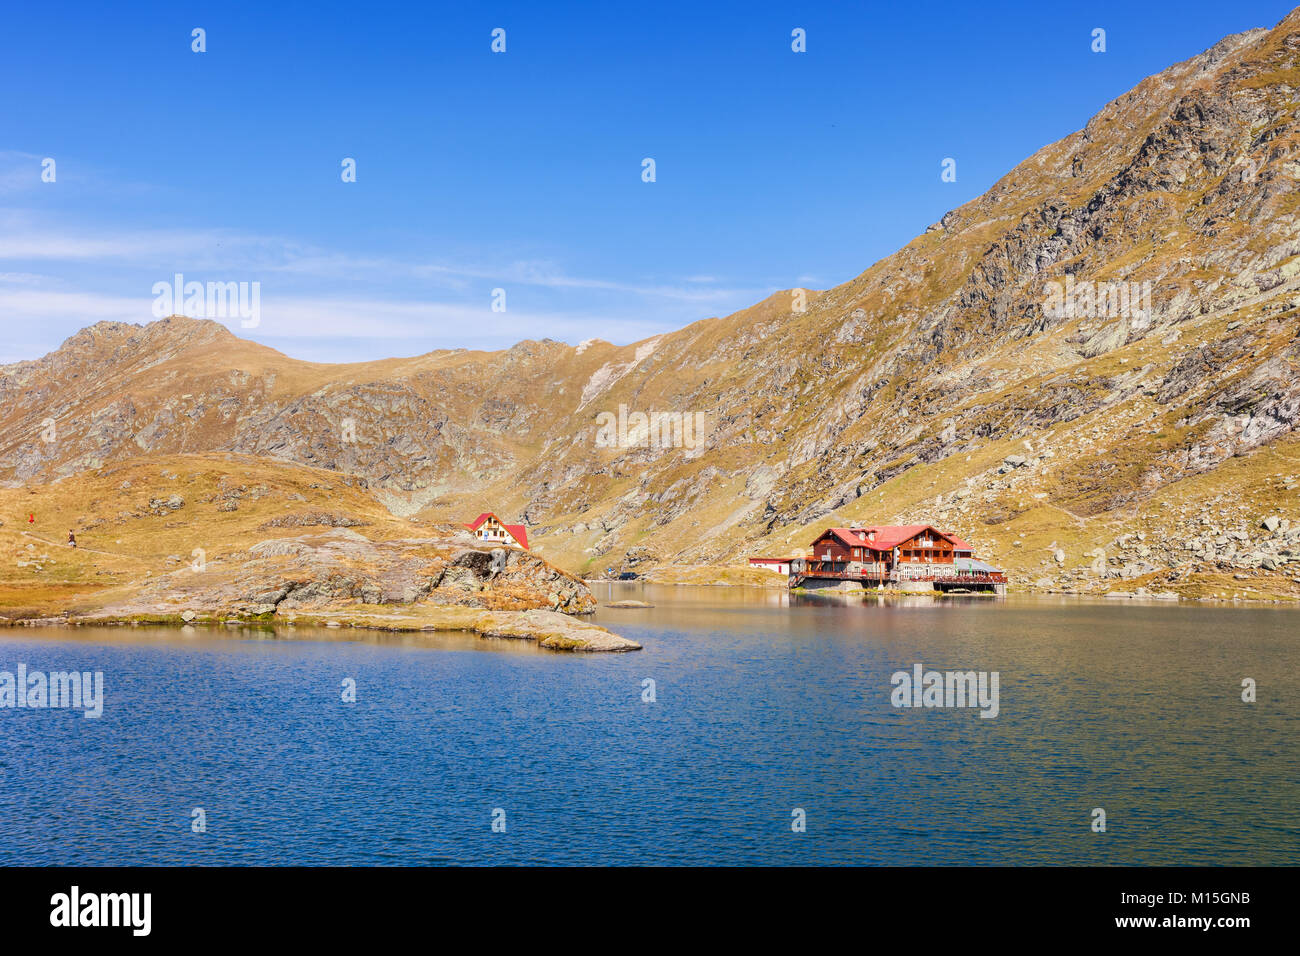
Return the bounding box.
[0,213,768,304]
[0,213,280,263]
[252,295,668,347]
[0,152,163,199]
[0,283,669,363]
[414,259,761,304]
[0,271,48,285]
[0,151,45,195]
[0,284,149,322]
[0,210,781,362]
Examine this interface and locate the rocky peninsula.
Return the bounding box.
[0,455,640,652]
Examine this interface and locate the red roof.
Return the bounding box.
[819,528,877,549]
[815,525,972,552]
[464,512,529,549]
[856,524,932,549]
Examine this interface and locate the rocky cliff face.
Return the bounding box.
[109,527,596,618]
[6,11,1300,596]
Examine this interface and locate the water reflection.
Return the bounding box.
[1,586,1296,866]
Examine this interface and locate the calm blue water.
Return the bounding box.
[1,586,1296,865]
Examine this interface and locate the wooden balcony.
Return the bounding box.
[791,558,1006,587]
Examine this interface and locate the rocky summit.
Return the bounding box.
[6,11,1300,604]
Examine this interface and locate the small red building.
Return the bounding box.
[465,512,529,549]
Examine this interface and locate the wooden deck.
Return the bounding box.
[790,559,1007,591]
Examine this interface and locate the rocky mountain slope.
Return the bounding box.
[6,10,1300,600]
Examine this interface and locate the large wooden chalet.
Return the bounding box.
[795,524,1006,592]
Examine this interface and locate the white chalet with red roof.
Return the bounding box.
[465,512,529,550]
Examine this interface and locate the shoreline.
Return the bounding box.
[615,574,1300,605]
[0,605,642,653]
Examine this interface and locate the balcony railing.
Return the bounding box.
[792,558,1006,585]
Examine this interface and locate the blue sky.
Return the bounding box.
[1,0,1294,363]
